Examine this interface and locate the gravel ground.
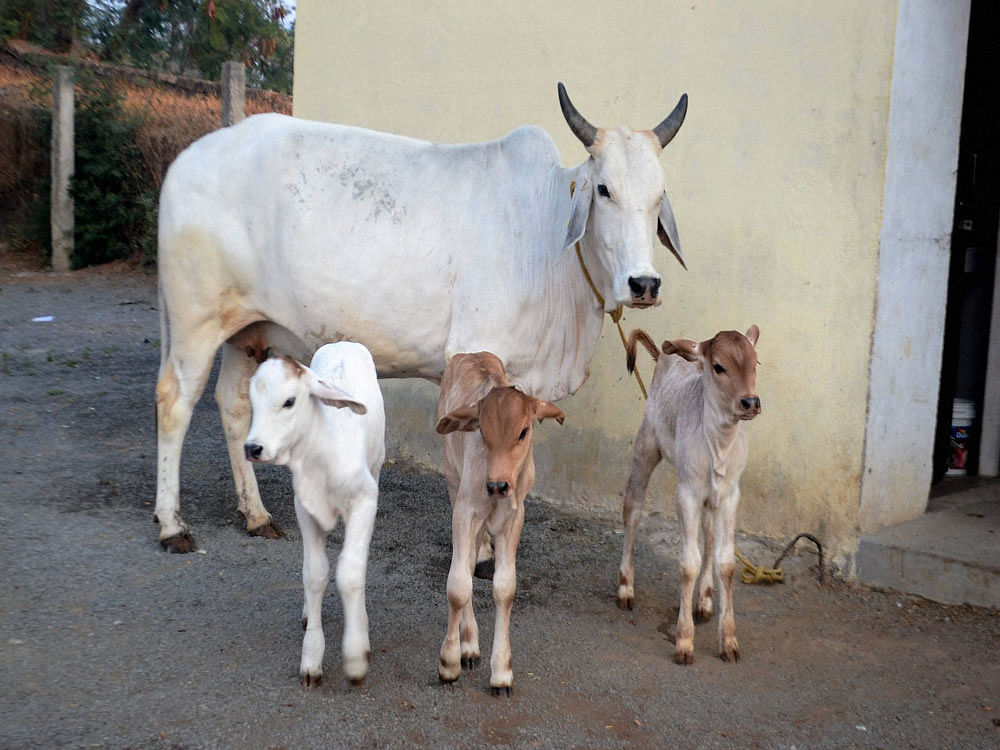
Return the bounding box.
[1,259,998,749]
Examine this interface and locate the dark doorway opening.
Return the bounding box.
[934,0,1000,483]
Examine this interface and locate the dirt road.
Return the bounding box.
[1,261,998,748]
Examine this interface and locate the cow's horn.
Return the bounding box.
[558,83,597,148]
[652,93,688,148]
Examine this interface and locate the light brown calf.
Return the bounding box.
[617,327,761,664]
[435,352,564,695]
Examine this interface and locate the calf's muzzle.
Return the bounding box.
[244,442,264,461]
[486,481,509,498]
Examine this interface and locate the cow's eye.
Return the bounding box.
[713,364,726,375]
[518,427,528,442]
[597,183,610,198]
[282,397,296,409]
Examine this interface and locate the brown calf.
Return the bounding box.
[435,352,564,694]
[618,327,761,664]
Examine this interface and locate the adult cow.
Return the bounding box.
[154,83,687,552]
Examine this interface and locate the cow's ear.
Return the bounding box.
[661,338,699,362]
[745,325,760,347]
[657,192,685,269]
[563,167,594,251]
[436,404,480,434]
[533,400,565,425]
[307,374,367,414]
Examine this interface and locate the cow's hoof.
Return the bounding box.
[160,532,195,554]
[490,685,512,697]
[473,559,494,580]
[300,672,322,689]
[461,655,480,670]
[674,648,694,665]
[248,521,283,539]
[347,675,366,687]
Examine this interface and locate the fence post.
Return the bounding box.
[220,61,246,127]
[50,65,74,272]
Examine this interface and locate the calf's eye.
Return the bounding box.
[518,427,528,441]
[713,364,726,375]
[597,184,610,198]
[282,397,296,409]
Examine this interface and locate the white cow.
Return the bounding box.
[245,342,385,687]
[616,327,761,664]
[154,83,687,551]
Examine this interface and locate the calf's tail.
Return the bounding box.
[625,329,660,374]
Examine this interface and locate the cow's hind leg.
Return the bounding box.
[154,335,219,552]
[618,416,661,609]
[215,342,280,538]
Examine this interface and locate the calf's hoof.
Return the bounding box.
[473,559,495,580]
[343,654,369,685]
[160,532,195,554]
[438,657,461,683]
[695,602,713,623]
[461,655,480,670]
[248,520,283,539]
[490,685,513,697]
[674,644,694,665]
[616,584,634,610]
[300,671,322,689]
[720,637,740,663]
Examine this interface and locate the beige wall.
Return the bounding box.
[293,2,910,562]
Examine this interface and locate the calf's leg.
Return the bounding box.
[696,509,714,622]
[489,504,524,695]
[674,485,702,665]
[295,497,329,688]
[440,503,477,682]
[618,416,661,609]
[337,490,377,684]
[714,488,740,662]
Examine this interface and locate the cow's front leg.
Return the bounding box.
[618,416,661,609]
[295,497,329,688]
[714,489,740,662]
[440,505,477,682]
[674,485,702,665]
[216,343,280,538]
[489,504,524,696]
[337,489,377,684]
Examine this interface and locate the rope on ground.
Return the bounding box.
[734,548,784,584]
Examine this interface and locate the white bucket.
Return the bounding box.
[946,398,976,476]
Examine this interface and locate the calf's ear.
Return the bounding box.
[661,338,699,362]
[308,377,367,415]
[534,400,565,425]
[745,324,760,347]
[657,192,686,270]
[436,404,480,434]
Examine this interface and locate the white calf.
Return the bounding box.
[435,352,564,695]
[245,342,385,687]
[617,327,760,664]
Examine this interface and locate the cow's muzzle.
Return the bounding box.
[627,276,662,308]
[244,442,264,461]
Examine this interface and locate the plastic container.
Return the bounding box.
[946,398,976,476]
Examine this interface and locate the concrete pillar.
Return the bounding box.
[50,65,74,272]
[221,61,246,127]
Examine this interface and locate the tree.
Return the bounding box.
[0,0,88,52]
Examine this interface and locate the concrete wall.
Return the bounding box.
[859,0,970,536]
[293,1,966,563]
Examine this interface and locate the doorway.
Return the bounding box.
[934,0,1000,484]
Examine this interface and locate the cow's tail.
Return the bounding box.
[625,329,659,374]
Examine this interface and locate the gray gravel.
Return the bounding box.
[1,261,998,749]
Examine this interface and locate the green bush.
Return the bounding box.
[69,75,157,268]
